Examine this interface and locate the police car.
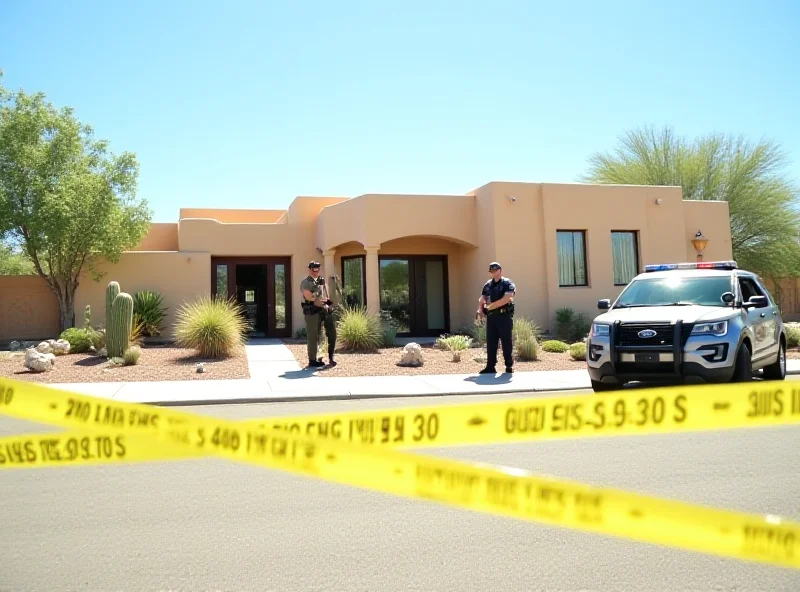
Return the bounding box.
[586,260,788,392]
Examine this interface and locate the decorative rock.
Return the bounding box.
[9,341,22,351]
[398,342,424,367]
[36,341,54,354]
[196,362,205,373]
[52,339,71,355]
[97,347,107,357]
[24,348,55,373]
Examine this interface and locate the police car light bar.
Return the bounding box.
[644,261,738,272]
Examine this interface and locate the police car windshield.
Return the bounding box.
[615,276,732,308]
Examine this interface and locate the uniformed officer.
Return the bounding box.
[477,262,516,374]
[299,261,337,367]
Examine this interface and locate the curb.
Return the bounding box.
[138,369,800,407]
[138,383,593,407]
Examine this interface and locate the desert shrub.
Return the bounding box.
[132,291,168,337]
[515,335,539,361]
[123,345,141,366]
[509,316,541,361]
[542,339,570,353]
[554,307,591,342]
[437,334,473,362]
[569,342,587,361]
[59,327,93,354]
[786,323,800,348]
[336,305,384,352]
[174,295,248,358]
[295,327,307,339]
[514,317,541,341]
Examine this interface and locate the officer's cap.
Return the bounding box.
[308,261,321,270]
[488,262,502,271]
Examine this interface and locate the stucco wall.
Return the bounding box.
[682,200,732,261]
[0,275,60,342]
[480,182,733,332]
[74,252,211,338]
[131,223,179,251]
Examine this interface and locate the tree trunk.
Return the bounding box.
[58,288,75,334]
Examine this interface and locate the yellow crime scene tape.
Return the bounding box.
[1,376,799,571]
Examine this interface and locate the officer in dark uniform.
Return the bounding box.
[477,262,516,374]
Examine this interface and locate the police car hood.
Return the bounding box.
[596,305,736,325]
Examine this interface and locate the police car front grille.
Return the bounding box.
[615,323,695,348]
[616,323,673,347]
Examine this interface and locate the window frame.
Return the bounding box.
[556,230,589,288]
[610,230,640,286]
[340,255,367,307]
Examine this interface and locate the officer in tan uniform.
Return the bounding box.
[300,261,337,367]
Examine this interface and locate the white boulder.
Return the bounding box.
[398,342,424,367]
[36,341,54,354]
[52,339,71,355]
[24,348,56,373]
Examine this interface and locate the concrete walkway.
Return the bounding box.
[43,338,800,406]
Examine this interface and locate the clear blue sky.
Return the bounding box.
[2,0,799,222]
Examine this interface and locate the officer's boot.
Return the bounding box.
[327,345,337,367]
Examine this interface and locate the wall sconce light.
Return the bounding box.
[691,230,708,261]
[507,195,516,203]
[655,198,663,205]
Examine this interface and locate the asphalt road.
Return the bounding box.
[2,380,800,592]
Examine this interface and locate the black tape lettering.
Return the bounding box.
[673,394,688,422]
[589,401,606,429]
[415,465,481,503]
[115,435,126,457]
[505,406,545,434]
[0,384,14,405]
[747,389,785,418]
[486,477,519,511]
[792,389,800,416]
[65,398,92,422]
[128,409,159,428]
[613,399,627,427]
[526,483,567,519]
[743,524,796,560]
[0,441,38,465]
[573,492,603,524]
[412,413,439,442]
[96,405,126,427]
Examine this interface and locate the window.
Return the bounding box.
[611,231,639,285]
[341,256,366,307]
[557,230,587,287]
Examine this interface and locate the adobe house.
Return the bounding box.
[0,181,732,342]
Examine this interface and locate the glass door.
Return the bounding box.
[379,255,448,336]
[379,258,411,333]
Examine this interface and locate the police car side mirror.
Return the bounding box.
[744,295,768,309]
[721,292,735,304]
[597,299,611,310]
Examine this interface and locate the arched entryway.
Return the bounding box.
[326,235,472,337]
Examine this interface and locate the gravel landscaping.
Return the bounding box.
[282,339,800,377]
[282,339,586,376]
[0,344,250,384]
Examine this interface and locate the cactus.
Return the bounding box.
[105,281,120,331]
[107,292,134,358]
[84,304,92,330]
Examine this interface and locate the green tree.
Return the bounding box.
[582,125,800,278]
[0,74,151,331]
[0,241,35,275]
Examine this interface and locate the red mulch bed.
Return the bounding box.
[282,339,586,377]
[0,344,249,383]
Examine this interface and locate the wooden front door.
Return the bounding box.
[211,257,292,338]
